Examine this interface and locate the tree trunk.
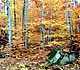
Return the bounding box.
[14,0,16,35]
[7,0,12,48]
[25,0,28,49]
[42,3,45,43]
[66,0,71,34]
[22,0,25,40]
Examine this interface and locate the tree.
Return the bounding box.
[70,0,74,34]
[25,0,28,49]
[22,0,25,40]
[7,0,12,48]
[14,0,16,35]
[0,0,1,11]
[66,0,71,34]
[42,2,45,43]
[48,0,52,42]
[75,0,80,32]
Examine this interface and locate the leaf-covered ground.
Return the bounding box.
[0,42,80,70]
[0,24,80,70]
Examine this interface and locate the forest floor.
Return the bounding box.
[0,42,80,70]
[0,25,80,70]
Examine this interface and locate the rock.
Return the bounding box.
[0,52,7,58]
[78,59,80,64]
[59,53,69,65]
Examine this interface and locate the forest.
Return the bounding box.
[0,0,80,70]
